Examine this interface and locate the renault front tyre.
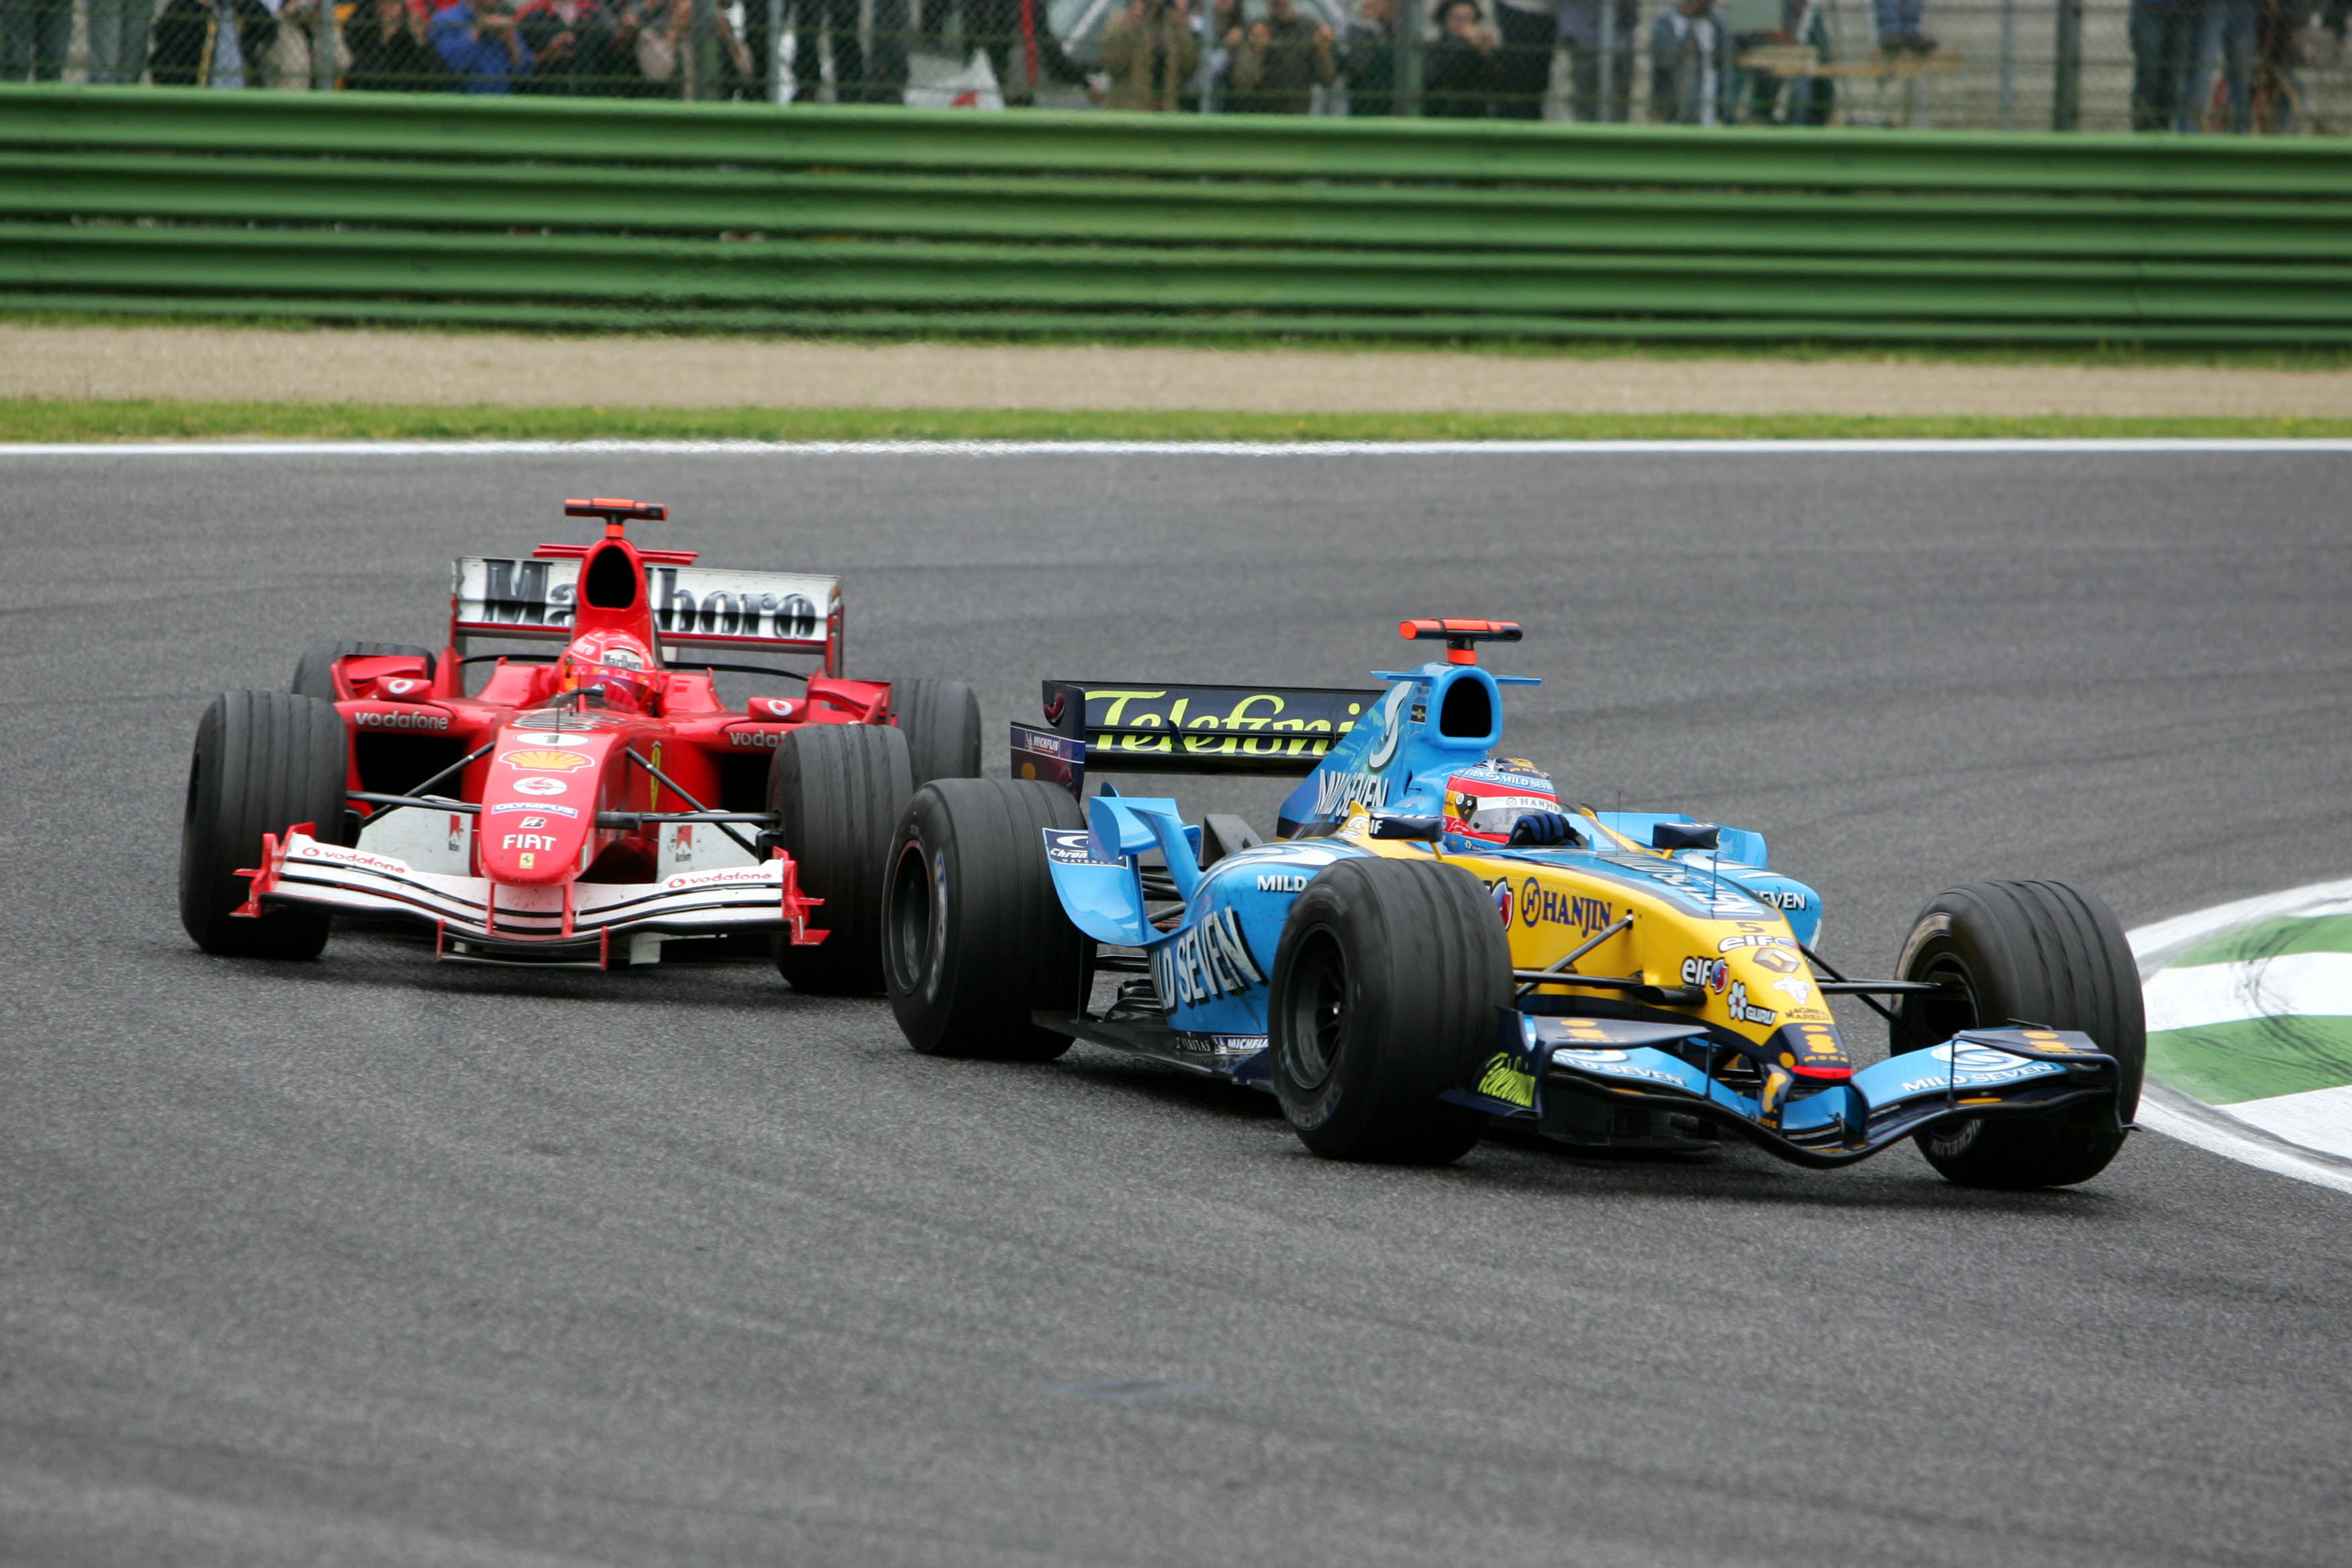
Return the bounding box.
[179,690,350,959]
[1269,856,1506,1165]
[1894,879,2146,1190]
[884,779,1086,1061]
[769,724,914,995]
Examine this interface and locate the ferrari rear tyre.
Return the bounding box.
[889,678,983,789]
[1894,880,2146,1190]
[884,779,1086,1061]
[1269,856,1506,1164]
[769,724,914,995]
[179,690,349,959]
[291,641,436,701]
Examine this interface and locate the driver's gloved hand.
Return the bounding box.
[1508,812,1580,847]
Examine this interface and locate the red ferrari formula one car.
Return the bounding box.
[178,497,977,991]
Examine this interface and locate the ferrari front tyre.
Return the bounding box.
[1269,856,1506,1165]
[889,678,983,789]
[1894,879,2147,1190]
[883,779,1086,1061]
[291,641,436,701]
[179,690,350,959]
[769,724,914,995]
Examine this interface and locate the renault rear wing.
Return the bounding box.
[1035,680,1385,779]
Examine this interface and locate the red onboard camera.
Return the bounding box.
[1399,618,1524,665]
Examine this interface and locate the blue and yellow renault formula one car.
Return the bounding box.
[881,620,2145,1190]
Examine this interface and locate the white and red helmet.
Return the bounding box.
[1442,759,1561,844]
[556,630,656,711]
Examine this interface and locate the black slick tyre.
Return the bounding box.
[291,641,436,701]
[769,724,914,995]
[179,690,350,959]
[1269,855,1506,1164]
[889,678,983,789]
[1199,814,1263,867]
[884,779,1086,1061]
[1894,879,2146,1190]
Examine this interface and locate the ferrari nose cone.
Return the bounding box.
[498,747,595,775]
[479,730,608,884]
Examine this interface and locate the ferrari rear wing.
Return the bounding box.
[1038,680,1384,777]
[449,554,842,660]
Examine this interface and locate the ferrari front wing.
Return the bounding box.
[236,828,824,967]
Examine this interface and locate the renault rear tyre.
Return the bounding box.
[1894,879,2145,1189]
[179,691,349,959]
[1269,856,1505,1164]
[1199,814,1263,867]
[769,724,914,995]
[884,779,1086,1061]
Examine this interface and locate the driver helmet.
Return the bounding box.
[1442,758,1561,844]
[556,630,656,711]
